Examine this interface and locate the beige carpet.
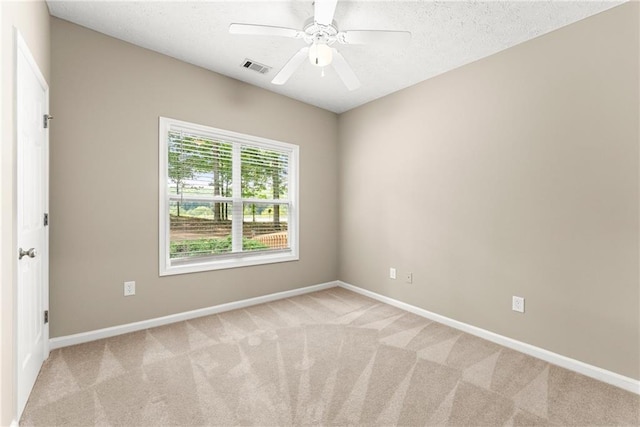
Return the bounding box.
[21,288,639,426]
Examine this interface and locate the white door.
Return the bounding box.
[16,30,49,418]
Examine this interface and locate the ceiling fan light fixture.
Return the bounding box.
[229,0,409,89]
[309,42,333,67]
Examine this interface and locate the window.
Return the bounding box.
[159,117,299,275]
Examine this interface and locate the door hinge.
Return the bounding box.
[44,310,49,324]
[43,114,53,129]
[44,213,49,226]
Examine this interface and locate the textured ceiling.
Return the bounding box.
[46,1,623,113]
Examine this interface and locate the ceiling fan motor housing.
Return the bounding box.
[303,18,339,46]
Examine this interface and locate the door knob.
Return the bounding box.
[18,248,36,260]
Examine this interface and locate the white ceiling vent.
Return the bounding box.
[241,59,271,74]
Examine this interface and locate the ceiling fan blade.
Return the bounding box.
[314,0,338,25]
[331,48,360,91]
[229,23,302,39]
[272,47,309,85]
[339,30,412,45]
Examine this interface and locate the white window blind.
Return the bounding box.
[159,117,299,275]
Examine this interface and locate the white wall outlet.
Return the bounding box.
[512,296,525,313]
[389,268,397,279]
[124,281,136,296]
[405,272,413,284]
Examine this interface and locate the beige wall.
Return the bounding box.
[49,18,338,338]
[338,3,639,380]
[1,1,50,425]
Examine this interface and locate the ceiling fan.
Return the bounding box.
[229,0,411,91]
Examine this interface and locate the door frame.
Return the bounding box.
[13,28,50,419]
[0,3,4,424]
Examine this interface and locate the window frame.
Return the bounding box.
[159,117,299,276]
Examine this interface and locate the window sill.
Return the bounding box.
[159,250,299,276]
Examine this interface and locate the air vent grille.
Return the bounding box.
[241,59,271,74]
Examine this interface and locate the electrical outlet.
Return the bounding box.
[512,296,524,313]
[124,281,136,296]
[389,268,397,279]
[405,272,413,284]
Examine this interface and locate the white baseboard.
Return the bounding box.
[49,278,639,395]
[10,419,18,427]
[338,281,640,395]
[49,281,338,350]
